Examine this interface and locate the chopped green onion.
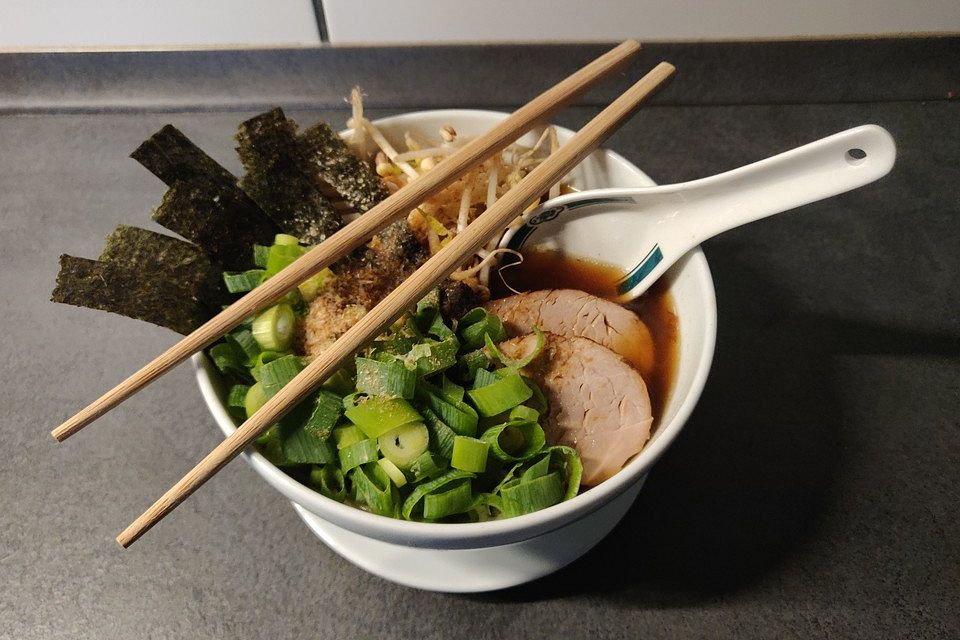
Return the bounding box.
[274,233,301,246]
[244,381,267,418]
[253,425,294,467]
[351,463,399,518]
[297,267,333,302]
[264,242,306,278]
[401,469,474,520]
[209,342,247,378]
[484,325,545,369]
[301,389,342,440]
[332,425,366,449]
[408,451,449,482]
[226,384,249,411]
[225,328,261,364]
[223,269,265,293]
[466,373,533,417]
[509,405,539,423]
[457,307,507,350]
[472,367,498,389]
[377,421,429,469]
[252,303,296,352]
[458,348,491,381]
[451,436,490,473]
[322,369,356,396]
[420,407,457,459]
[377,458,408,488]
[257,354,304,398]
[522,376,549,415]
[338,437,379,472]
[344,395,422,438]
[310,465,346,501]
[546,445,583,501]
[440,376,465,403]
[355,357,416,399]
[520,453,551,482]
[252,244,271,268]
[423,479,474,520]
[500,471,564,518]
[417,383,478,437]
[481,420,546,462]
[279,420,337,464]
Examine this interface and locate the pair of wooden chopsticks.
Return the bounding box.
[52,39,675,546]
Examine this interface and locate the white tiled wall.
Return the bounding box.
[2,0,958,49]
[324,0,960,43]
[0,0,320,49]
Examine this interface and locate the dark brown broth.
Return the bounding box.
[491,247,679,423]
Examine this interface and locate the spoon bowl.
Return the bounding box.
[501,125,896,301]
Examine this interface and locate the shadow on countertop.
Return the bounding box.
[467,254,960,606]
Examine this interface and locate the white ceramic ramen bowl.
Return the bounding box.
[193,109,717,592]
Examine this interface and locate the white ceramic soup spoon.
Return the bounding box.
[499,124,896,301]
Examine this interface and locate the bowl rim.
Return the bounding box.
[193,108,717,548]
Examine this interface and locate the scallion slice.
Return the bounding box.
[332,425,366,449]
[226,327,261,365]
[481,420,546,462]
[252,303,296,352]
[279,421,337,465]
[252,244,271,268]
[451,436,490,473]
[226,384,249,411]
[500,471,564,518]
[209,342,247,378]
[546,445,583,501]
[223,269,265,293]
[351,463,399,518]
[401,469,474,520]
[416,383,478,437]
[378,421,429,469]
[472,367,498,389]
[355,357,416,399]
[520,453,551,483]
[274,233,301,246]
[344,395,422,438]
[377,458,408,488]
[466,373,533,417]
[420,406,456,459]
[302,389,342,440]
[509,405,539,423]
[297,267,333,302]
[484,325,545,369]
[338,437,379,472]
[423,479,474,520]
[310,465,346,502]
[457,307,507,350]
[408,451,449,483]
[258,354,304,398]
[457,348,491,381]
[243,382,267,418]
[440,376,465,404]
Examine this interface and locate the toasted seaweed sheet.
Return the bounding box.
[133,124,279,269]
[300,121,389,212]
[100,224,229,307]
[52,255,212,334]
[236,108,342,243]
[153,179,279,271]
[130,124,237,188]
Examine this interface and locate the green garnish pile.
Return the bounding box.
[210,234,582,522]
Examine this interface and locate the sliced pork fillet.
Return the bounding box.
[499,332,653,486]
[486,289,655,380]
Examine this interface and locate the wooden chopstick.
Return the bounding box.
[116,62,676,547]
[50,39,642,443]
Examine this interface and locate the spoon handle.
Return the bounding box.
[673,125,896,243]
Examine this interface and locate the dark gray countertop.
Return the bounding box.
[1,41,958,639]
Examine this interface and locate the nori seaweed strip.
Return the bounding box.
[300,121,390,212]
[153,179,279,271]
[51,255,211,334]
[235,108,342,243]
[132,124,280,269]
[130,124,237,188]
[99,224,229,309]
